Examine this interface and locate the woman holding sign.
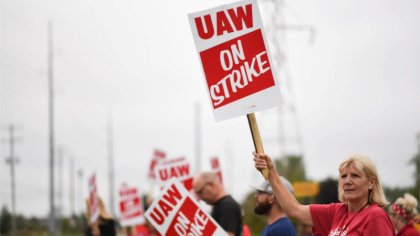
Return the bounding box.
[253,152,394,235]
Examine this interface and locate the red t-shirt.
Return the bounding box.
[310,203,395,236]
[397,224,420,236]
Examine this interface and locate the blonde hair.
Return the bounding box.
[338,155,388,206]
[85,197,113,220]
[389,193,418,224]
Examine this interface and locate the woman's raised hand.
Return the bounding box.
[253,152,274,171]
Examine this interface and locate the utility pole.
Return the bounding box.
[194,102,202,173]
[107,113,115,216]
[56,147,64,236]
[77,169,84,214]
[47,20,56,236]
[3,125,21,236]
[69,156,75,216]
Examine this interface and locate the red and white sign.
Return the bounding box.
[119,183,146,227]
[155,157,193,191]
[210,156,223,184]
[148,149,166,180]
[88,174,100,224]
[144,181,226,236]
[189,0,281,121]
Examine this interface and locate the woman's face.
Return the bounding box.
[339,165,373,203]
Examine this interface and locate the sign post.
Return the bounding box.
[247,113,268,179]
[189,0,281,179]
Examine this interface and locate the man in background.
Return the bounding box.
[253,177,296,236]
[193,171,243,236]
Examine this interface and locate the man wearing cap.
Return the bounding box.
[253,177,296,236]
[193,171,243,236]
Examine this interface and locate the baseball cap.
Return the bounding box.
[252,176,294,195]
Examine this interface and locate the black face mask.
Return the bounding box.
[254,200,272,215]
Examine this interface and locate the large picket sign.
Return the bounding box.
[88,174,100,224]
[119,184,146,227]
[189,0,281,121]
[144,181,227,236]
[154,157,193,191]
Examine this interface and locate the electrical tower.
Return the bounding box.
[260,0,314,158]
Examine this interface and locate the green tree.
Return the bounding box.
[242,192,266,236]
[315,178,339,204]
[384,186,412,204]
[409,151,420,200]
[0,206,11,234]
[274,155,306,182]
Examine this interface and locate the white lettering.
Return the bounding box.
[173,209,209,236]
[255,51,270,74]
[230,40,245,65]
[220,50,233,70]
[210,49,271,106]
[219,40,245,71]
[210,85,224,106]
[174,212,190,236]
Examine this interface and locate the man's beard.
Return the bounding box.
[254,201,272,215]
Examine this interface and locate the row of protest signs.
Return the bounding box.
[87,152,224,234]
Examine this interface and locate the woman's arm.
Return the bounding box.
[253,152,314,226]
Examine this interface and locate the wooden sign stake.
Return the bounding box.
[247,113,269,180]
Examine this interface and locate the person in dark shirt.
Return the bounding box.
[193,171,243,236]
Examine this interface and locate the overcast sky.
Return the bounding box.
[1,0,419,218]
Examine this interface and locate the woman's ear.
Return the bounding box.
[368,177,376,190]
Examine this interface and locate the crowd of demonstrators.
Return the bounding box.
[253,152,395,235]
[388,193,420,236]
[193,171,243,236]
[82,157,420,236]
[252,177,297,236]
